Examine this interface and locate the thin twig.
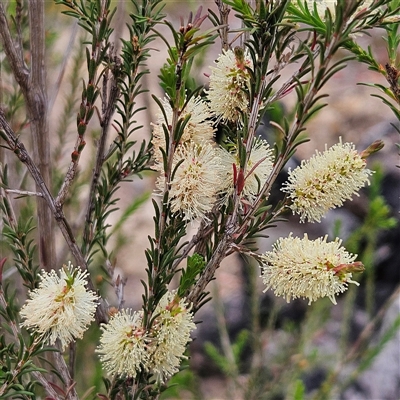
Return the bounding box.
[0,3,29,88]
[48,20,79,113]
[54,1,111,208]
[214,0,230,51]
[0,184,18,228]
[31,371,62,400]
[54,132,82,207]
[187,224,233,308]
[105,259,127,310]
[5,188,43,197]
[243,35,339,226]
[172,219,214,271]
[83,62,120,253]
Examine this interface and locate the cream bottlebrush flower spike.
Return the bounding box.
[97,292,196,382]
[207,47,252,123]
[151,96,215,170]
[218,137,274,202]
[97,309,150,377]
[147,291,196,383]
[20,263,98,350]
[261,233,364,305]
[282,139,373,222]
[157,141,225,220]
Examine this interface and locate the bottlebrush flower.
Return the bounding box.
[282,139,372,223]
[157,141,225,220]
[151,96,215,170]
[97,292,196,382]
[148,291,196,383]
[97,309,149,377]
[261,233,363,305]
[207,48,252,123]
[218,138,274,201]
[20,263,98,350]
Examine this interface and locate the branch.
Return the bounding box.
[27,0,55,270]
[83,63,120,251]
[31,371,63,400]
[5,189,43,197]
[0,3,29,89]
[214,0,230,51]
[172,219,213,270]
[187,221,234,308]
[1,1,55,269]
[54,342,79,400]
[243,33,342,225]
[0,108,108,324]
[54,0,114,208]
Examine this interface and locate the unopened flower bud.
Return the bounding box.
[71,151,79,161]
[360,140,384,159]
[383,15,400,23]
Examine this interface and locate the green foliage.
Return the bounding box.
[178,253,206,298]
[0,305,48,399]
[356,314,400,375]
[204,329,249,376]
[0,168,39,291]
[159,365,201,400]
[344,164,397,317]
[343,0,400,122]
[293,379,306,400]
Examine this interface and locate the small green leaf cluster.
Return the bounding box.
[0,166,39,290]
[204,329,249,375]
[0,333,47,399]
[178,253,206,298]
[0,277,50,399]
